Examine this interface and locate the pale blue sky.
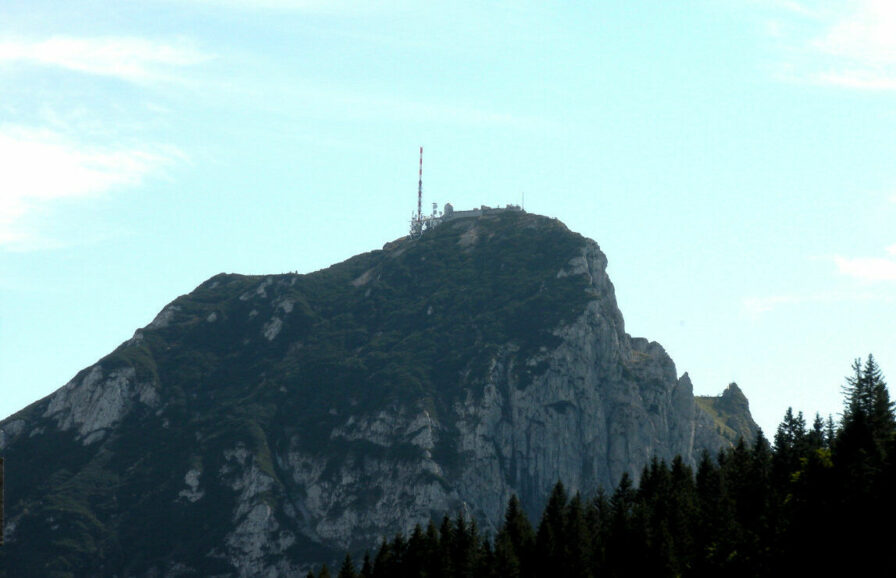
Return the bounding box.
[1,0,894,435]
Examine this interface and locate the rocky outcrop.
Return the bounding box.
[696,382,761,447]
[42,365,160,445]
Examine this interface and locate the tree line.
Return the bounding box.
[308,355,894,577]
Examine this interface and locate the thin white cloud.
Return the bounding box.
[765,0,896,91]
[743,294,806,314]
[834,254,896,281]
[334,90,554,130]
[761,0,819,18]
[742,289,893,315]
[0,125,180,249]
[0,35,212,84]
[814,0,896,65]
[177,0,399,13]
[748,243,896,316]
[815,70,896,91]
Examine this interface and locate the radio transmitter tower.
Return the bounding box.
[409,146,425,239]
[408,146,442,239]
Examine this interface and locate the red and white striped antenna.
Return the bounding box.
[409,146,426,238]
[417,146,423,221]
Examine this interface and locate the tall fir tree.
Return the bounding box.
[495,495,535,578]
[534,481,568,577]
[337,554,357,578]
[773,407,808,485]
[359,552,373,578]
[833,355,895,574]
[841,355,895,450]
[564,493,592,578]
[808,413,826,449]
[585,489,610,575]
[604,473,639,577]
[836,355,894,491]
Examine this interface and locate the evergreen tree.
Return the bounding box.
[585,489,610,575]
[779,435,835,574]
[825,414,837,447]
[841,355,895,449]
[773,407,808,486]
[747,431,775,576]
[861,355,895,448]
[391,531,408,570]
[693,450,731,577]
[564,492,592,578]
[835,356,894,499]
[808,413,826,450]
[434,515,454,578]
[423,520,446,578]
[476,538,497,578]
[604,473,638,577]
[493,530,522,578]
[503,495,535,556]
[450,511,478,578]
[636,458,678,576]
[337,554,357,578]
[494,495,535,578]
[359,552,373,578]
[879,433,896,574]
[371,539,394,578]
[535,481,568,577]
[721,438,762,576]
[403,524,428,577]
[668,455,698,573]
[834,355,895,574]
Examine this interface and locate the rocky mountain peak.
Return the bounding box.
[0,211,756,576]
[720,382,749,411]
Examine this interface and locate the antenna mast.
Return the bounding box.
[418,146,423,222]
[409,146,425,238]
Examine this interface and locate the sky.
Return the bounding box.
[1,0,894,436]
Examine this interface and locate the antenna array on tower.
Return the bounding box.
[409,146,440,239]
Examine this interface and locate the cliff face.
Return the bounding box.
[0,211,755,576]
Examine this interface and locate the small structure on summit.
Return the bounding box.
[408,147,524,239]
[442,203,523,221]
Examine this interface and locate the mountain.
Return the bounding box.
[0,210,757,577]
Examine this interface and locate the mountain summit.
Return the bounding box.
[0,210,756,576]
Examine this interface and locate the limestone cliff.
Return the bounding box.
[0,211,755,576]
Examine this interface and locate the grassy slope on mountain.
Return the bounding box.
[695,383,759,444]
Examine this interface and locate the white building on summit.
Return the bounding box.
[441,203,523,221]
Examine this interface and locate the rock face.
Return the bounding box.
[0,211,756,576]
